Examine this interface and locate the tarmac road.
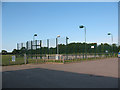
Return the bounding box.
[2,58,118,88]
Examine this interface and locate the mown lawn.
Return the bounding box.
[2,55,24,66]
[2,54,117,66]
[2,55,63,66]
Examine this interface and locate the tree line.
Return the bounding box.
[10,42,119,55]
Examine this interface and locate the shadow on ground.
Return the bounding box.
[2,68,118,88]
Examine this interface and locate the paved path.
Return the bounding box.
[2,58,118,88]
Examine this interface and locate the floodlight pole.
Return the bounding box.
[57,35,60,55]
[56,35,60,60]
[111,34,113,44]
[66,37,69,60]
[111,35,113,54]
[33,34,37,41]
[84,27,86,59]
[79,25,87,59]
[108,33,113,55]
[33,34,37,59]
[33,36,34,41]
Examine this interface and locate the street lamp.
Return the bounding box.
[56,35,60,60]
[79,25,87,59]
[108,33,113,44]
[57,35,60,55]
[66,37,69,45]
[108,32,113,55]
[66,37,69,60]
[33,34,37,41]
[33,34,37,59]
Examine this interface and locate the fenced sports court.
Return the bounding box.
[2,37,118,66]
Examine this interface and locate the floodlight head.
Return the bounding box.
[79,25,84,28]
[66,37,69,39]
[108,33,111,35]
[34,34,37,36]
[57,35,60,37]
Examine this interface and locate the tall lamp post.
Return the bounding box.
[33,33,37,50]
[33,34,37,41]
[57,35,60,54]
[79,25,87,59]
[108,32,113,55]
[56,35,60,60]
[66,37,69,60]
[33,34,37,59]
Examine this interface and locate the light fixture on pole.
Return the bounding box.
[66,37,69,60]
[56,35,60,60]
[33,34,37,41]
[108,33,113,44]
[108,32,113,54]
[79,25,87,59]
[57,35,60,55]
[33,34,37,59]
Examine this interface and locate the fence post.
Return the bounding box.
[35,40,37,59]
[31,40,33,59]
[56,38,58,60]
[63,56,65,64]
[26,41,28,50]
[83,52,84,59]
[66,37,69,60]
[26,41,28,63]
[24,53,26,64]
[47,39,49,59]
[21,43,23,49]
[17,43,18,50]
[40,40,42,59]
[95,43,96,58]
[9,55,10,65]
[56,38,57,54]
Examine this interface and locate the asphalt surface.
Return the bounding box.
[2,58,118,88]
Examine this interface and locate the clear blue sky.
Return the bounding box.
[2,2,118,52]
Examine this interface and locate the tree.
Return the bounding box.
[2,50,7,55]
[12,49,20,55]
[118,45,120,52]
[12,49,17,54]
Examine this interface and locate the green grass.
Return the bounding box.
[2,55,25,66]
[2,54,118,66]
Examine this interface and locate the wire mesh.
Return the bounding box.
[16,37,118,63]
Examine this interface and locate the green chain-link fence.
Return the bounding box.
[2,37,118,66]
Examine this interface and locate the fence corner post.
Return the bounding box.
[24,53,26,64]
[63,56,65,64]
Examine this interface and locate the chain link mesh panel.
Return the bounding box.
[16,37,118,63]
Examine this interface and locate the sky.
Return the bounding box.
[2,2,118,52]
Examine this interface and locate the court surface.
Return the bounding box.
[2,58,118,88]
